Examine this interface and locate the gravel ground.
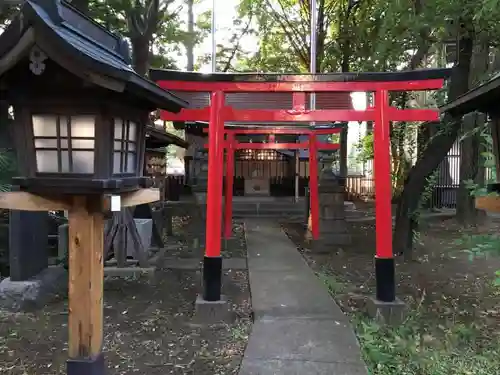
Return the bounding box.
[0,211,252,375]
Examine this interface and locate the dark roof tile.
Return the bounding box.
[150,68,452,83]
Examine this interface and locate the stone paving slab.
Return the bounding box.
[240,220,368,375]
[244,318,363,363]
[246,256,305,272]
[249,270,348,320]
[239,359,368,375]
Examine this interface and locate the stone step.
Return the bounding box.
[234,208,300,213]
[227,210,306,216]
[233,214,304,222]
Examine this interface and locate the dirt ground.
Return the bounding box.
[282,205,500,372]
[0,216,252,375]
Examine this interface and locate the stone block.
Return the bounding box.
[366,297,407,325]
[9,210,49,281]
[245,178,270,196]
[0,266,68,311]
[127,219,153,258]
[318,219,347,232]
[192,294,233,325]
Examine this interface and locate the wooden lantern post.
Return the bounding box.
[0,189,161,368]
[67,196,105,362]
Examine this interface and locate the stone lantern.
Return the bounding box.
[0,1,187,374]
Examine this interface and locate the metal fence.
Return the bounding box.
[429,141,460,208]
[345,139,496,209]
[345,175,375,200]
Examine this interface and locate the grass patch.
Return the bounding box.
[318,272,500,375]
[317,271,348,295]
[354,314,500,375]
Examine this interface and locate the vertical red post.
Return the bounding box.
[309,133,319,240]
[373,89,395,302]
[203,91,225,301]
[224,132,235,239]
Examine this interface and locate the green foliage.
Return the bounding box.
[419,170,439,210]
[317,272,347,295]
[453,122,500,287]
[0,4,19,31]
[86,0,206,71]
[355,314,500,375]
[318,271,500,375]
[355,133,374,163]
[462,124,497,197]
[454,234,500,285]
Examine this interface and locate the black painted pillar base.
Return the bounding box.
[67,352,105,375]
[202,256,222,301]
[375,257,395,302]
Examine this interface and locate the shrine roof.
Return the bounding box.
[0,0,188,112]
[146,125,188,149]
[440,72,500,116]
[150,68,452,83]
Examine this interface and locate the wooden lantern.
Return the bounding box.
[0,2,186,195]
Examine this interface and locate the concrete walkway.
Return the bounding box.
[239,220,368,375]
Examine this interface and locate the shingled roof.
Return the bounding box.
[0,0,188,112]
[150,68,452,83]
[146,125,189,149]
[440,72,500,116]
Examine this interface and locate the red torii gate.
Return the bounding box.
[202,126,341,240]
[151,69,450,307]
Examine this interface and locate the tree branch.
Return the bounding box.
[264,0,309,67]
[405,0,433,70]
[221,14,254,72]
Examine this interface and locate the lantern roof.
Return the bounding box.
[0,0,188,113]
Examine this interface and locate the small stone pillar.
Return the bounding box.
[192,152,209,193]
[311,168,351,251]
[189,151,208,251]
[9,210,49,281]
[0,210,67,311]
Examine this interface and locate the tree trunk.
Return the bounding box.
[131,36,150,77]
[128,0,160,77]
[392,93,411,199]
[456,39,489,224]
[393,25,474,257]
[186,0,195,71]
[456,112,482,224]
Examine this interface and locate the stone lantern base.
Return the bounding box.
[310,169,352,252]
